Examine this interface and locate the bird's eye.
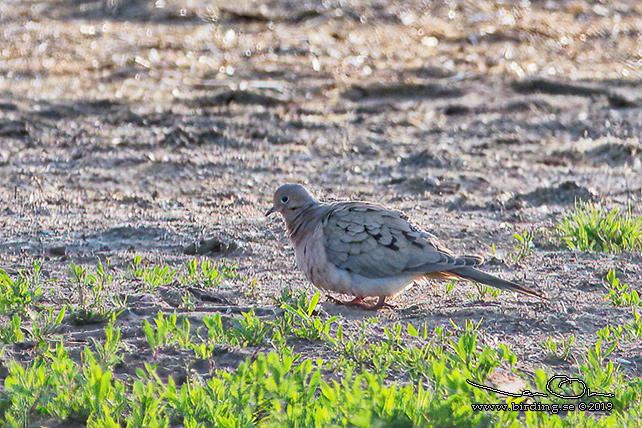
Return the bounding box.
[280,195,289,204]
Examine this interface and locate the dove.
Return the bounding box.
[267,183,548,310]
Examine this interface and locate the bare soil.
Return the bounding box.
[1,0,641,384]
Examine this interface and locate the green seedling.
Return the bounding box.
[68,262,120,324]
[91,316,126,370]
[541,334,576,362]
[180,291,195,311]
[143,311,178,357]
[406,322,429,340]
[202,313,228,345]
[447,319,498,381]
[280,292,338,343]
[2,318,641,427]
[496,343,517,369]
[596,324,625,343]
[558,201,642,252]
[0,314,25,344]
[471,282,501,300]
[131,255,176,291]
[182,258,239,288]
[626,311,642,340]
[229,309,270,347]
[2,258,642,427]
[29,307,66,349]
[444,281,456,295]
[69,262,96,311]
[596,311,642,349]
[577,340,619,404]
[128,379,167,427]
[272,286,309,310]
[0,261,42,315]
[142,311,193,353]
[512,229,535,261]
[201,310,270,348]
[176,316,192,349]
[3,360,51,426]
[80,349,127,422]
[192,342,215,360]
[604,269,640,307]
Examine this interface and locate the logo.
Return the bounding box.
[468,375,615,413]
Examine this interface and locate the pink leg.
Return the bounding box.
[370,296,387,310]
[344,296,366,306]
[328,295,389,310]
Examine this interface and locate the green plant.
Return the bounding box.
[625,311,642,340]
[596,311,642,351]
[68,262,120,324]
[42,343,84,422]
[91,316,126,369]
[175,316,192,349]
[143,312,177,357]
[3,360,51,427]
[79,349,127,423]
[271,286,309,310]
[202,312,228,345]
[192,342,215,360]
[29,307,66,349]
[0,261,42,315]
[3,257,642,427]
[447,319,499,382]
[279,292,338,343]
[0,314,25,344]
[180,291,195,311]
[229,309,270,347]
[69,263,96,311]
[181,259,239,288]
[2,317,641,427]
[541,334,576,362]
[558,201,642,252]
[335,320,404,377]
[471,282,501,300]
[444,281,456,295]
[496,343,517,370]
[201,310,270,348]
[596,323,626,344]
[142,311,194,358]
[604,269,640,307]
[127,379,168,427]
[131,255,176,291]
[511,229,535,261]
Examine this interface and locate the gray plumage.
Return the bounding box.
[267,183,547,309]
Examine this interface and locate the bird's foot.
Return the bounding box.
[325,295,347,305]
[328,295,392,311]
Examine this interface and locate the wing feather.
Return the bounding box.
[323,202,466,278]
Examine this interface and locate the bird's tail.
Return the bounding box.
[451,267,549,301]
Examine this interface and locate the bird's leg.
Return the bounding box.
[338,296,390,310]
[325,295,367,306]
[326,295,392,310]
[344,296,366,306]
[372,295,387,310]
[325,295,347,305]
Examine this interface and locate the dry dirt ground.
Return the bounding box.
[0,0,641,388]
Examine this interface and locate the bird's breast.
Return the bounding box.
[294,223,353,295]
[293,223,418,297]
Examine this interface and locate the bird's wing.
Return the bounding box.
[322,202,472,278]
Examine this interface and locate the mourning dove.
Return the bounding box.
[267,183,547,310]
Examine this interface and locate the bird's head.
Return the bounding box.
[266,183,316,223]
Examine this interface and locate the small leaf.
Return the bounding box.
[407,323,418,337]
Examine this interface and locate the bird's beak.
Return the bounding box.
[265,205,277,216]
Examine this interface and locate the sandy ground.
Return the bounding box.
[0,0,641,384]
